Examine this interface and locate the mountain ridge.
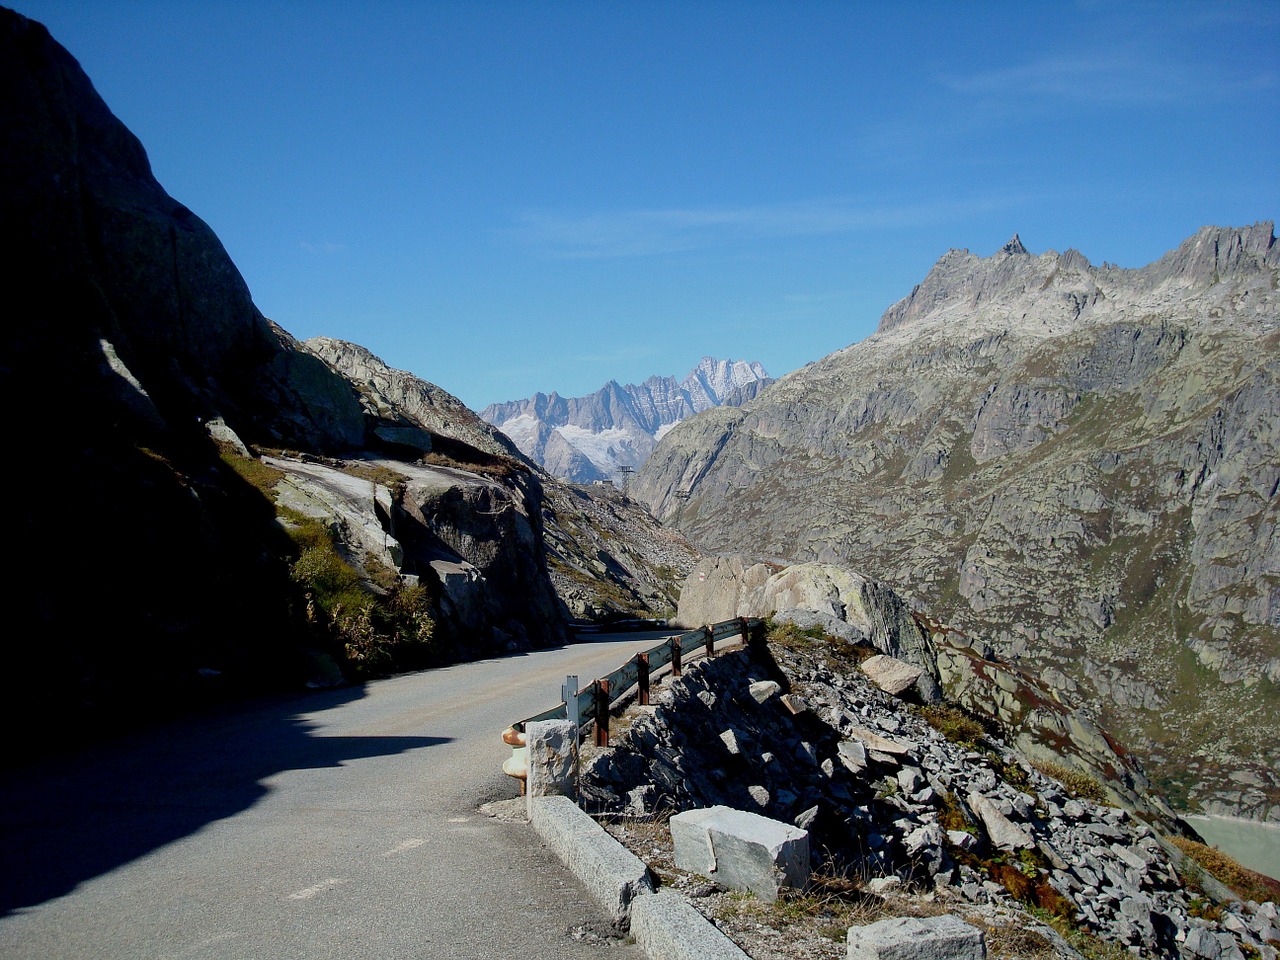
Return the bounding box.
[632,223,1280,821]
[481,356,773,482]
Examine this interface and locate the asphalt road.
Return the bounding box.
[0,634,669,959]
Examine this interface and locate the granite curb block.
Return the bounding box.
[527,794,654,928]
[630,891,752,960]
[526,795,749,959]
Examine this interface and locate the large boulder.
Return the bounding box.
[677,557,941,699]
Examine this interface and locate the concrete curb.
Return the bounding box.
[526,796,749,959]
[527,795,654,928]
[631,891,752,960]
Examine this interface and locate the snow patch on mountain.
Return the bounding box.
[481,357,773,483]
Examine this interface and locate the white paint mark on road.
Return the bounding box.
[287,877,348,900]
[382,837,428,857]
[173,931,243,956]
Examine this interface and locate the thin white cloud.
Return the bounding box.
[504,196,1021,260]
[945,50,1275,107]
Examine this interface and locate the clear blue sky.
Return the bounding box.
[11,1,1278,411]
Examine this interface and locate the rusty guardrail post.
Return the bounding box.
[637,653,650,706]
[594,678,611,746]
[704,625,715,658]
[671,635,682,677]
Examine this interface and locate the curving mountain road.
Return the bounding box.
[0,635,667,959]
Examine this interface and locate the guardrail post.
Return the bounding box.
[704,625,715,658]
[637,653,650,706]
[594,678,611,747]
[671,636,682,677]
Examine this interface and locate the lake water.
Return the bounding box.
[1183,815,1280,882]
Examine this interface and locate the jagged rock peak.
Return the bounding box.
[875,222,1278,336]
[1000,233,1029,256]
[1138,220,1277,288]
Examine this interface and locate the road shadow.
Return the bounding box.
[0,684,451,916]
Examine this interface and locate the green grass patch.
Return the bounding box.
[765,618,876,672]
[1031,760,1107,803]
[221,448,439,679]
[920,703,987,747]
[219,446,286,493]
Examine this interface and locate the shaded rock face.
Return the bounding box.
[267,454,568,655]
[0,10,569,750]
[0,9,364,751]
[481,357,773,483]
[303,337,529,463]
[0,13,369,454]
[581,643,1276,960]
[636,226,1280,820]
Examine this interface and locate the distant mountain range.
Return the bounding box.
[480,357,773,483]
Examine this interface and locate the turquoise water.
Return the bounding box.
[1184,815,1280,882]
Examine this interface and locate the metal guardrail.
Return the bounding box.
[510,617,764,748]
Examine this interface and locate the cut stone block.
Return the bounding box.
[670,805,809,902]
[847,915,986,960]
[525,719,577,817]
[630,891,751,960]
[528,795,653,928]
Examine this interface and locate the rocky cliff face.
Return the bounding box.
[0,9,574,751]
[481,357,773,483]
[302,337,530,463]
[540,482,702,622]
[633,225,1280,821]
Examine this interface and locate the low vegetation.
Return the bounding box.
[287,516,437,677]
[1027,908,1132,960]
[919,703,987,747]
[221,446,438,679]
[1031,759,1108,803]
[708,873,933,949]
[765,618,876,672]
[422,434,527,479]
[1171,836,1280,905]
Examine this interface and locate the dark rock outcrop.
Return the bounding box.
[0,9,571,751]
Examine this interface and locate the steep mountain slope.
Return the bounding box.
[633,225,1280,820]
[481,356,773,482]
[0,9,572,751]
[302,336,532,464]
[307,339,703,625]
